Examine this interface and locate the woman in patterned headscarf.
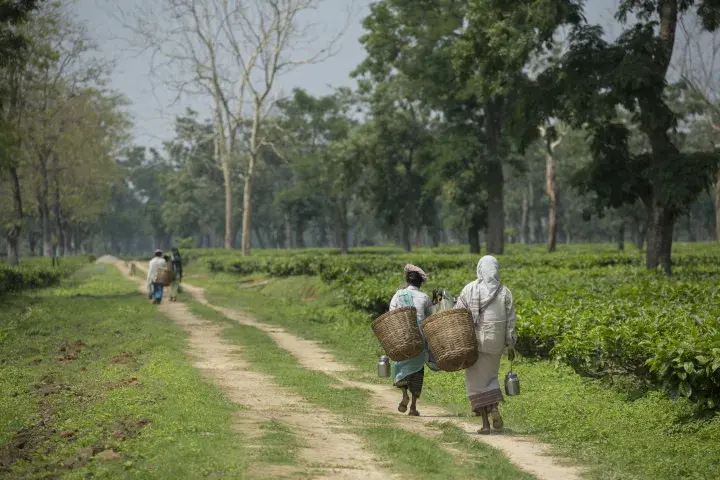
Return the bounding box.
[388,264,432,416]
[455,256,517,434]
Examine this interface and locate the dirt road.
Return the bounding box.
[121,258,583,480]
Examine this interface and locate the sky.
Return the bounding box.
[73,0,616,151]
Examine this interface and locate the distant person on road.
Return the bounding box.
[169,247,183,302]
[455,255,517,434]
[389,264,432,417]
[147,250,167,305]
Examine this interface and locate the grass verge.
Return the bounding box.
[186,299,533,480]
[0,265,247,479]
[189,272,720,480]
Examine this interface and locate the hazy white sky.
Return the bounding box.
[72,0,616,151]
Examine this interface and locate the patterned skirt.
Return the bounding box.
[465,352,504,411]
[394,368,424,397]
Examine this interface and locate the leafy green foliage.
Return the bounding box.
[195,244,720,410]
[0,256,89,294]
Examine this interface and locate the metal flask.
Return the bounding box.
[504,370,520,396]
[378,355,391,378]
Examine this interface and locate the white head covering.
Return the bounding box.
[477,255,501,312]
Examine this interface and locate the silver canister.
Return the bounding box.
[378,355,391,378]
[504,370,520,396]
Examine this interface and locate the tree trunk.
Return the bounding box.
[40,202,51,257]
[240,157,255,256]
[284,213,292,249]
[546,156,558,253]
[468,227,480,254]
[63,226,71,256]
[53,181,65,258]
[715,167,720,242]
[5,167,23,266]
[617,222,625,251]
[520,191,528,244]
[336,199,349,254]
[686,213,696,242]
[38,165,52,257]
[541,126,561,253]
[528,178,536,244]
[645,202,675,275]
[296,220,306,249]
[402,222,412,253]
[430,229,440,248]
[485,98,505,255]
[222,158,235,249]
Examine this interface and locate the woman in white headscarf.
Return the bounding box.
[455,255,517,434]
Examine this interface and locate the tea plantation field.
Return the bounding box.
[187,243,720,411]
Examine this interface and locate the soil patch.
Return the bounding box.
[106,377,140,390]
[110,417,151,441]
[34,375,67,397]
[57,340,86,363]
[110,352,137,365]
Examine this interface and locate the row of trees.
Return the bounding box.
[2,1,719,276]
[119,0,719,275]
[0,1,129,266]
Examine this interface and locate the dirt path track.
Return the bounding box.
[127,259,584,480]
[104,257,398,480]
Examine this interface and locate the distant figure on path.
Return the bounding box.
[455,255,517,434]
[147,250,167,305]
[169,247,183,302]
[389,264,432,417]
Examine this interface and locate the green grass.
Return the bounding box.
[362,424,534,480]
[187,300,372,415]
[189,270,720,480]
[256,420,300,465]
[0,265,248,479]
[186,300,534,479]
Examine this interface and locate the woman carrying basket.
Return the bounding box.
[455,256,516,434]
[389,264,432,416]
[147,250,168,305]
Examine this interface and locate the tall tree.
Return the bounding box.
[545,0,720,274]
[355,0,582,254]
[0,0,43,265]
[673,9,720,242]
[359,77,437,252]
[538,124,565,252]
[276,88,358,252]
[124,0,350,254]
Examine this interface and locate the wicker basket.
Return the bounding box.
[371,307,424,361]
[421,308,478,372]
[156,268,175,287]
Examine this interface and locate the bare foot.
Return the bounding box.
[478,427,491,435]
[398,402,408,413]
[491,409,504,430]
[408,409,420,416]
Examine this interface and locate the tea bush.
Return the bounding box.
[0,256,90,294]
[194,244,720,410]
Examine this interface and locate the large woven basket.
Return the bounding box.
[421,308,478,372]
[156,268,175,287]
[371,307,424,361]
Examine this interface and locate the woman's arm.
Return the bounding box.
[505,288,517,348]
[454,285,470,309]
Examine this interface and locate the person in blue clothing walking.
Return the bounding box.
[388,264,432,416]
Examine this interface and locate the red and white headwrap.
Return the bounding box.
[404,264,428,282]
